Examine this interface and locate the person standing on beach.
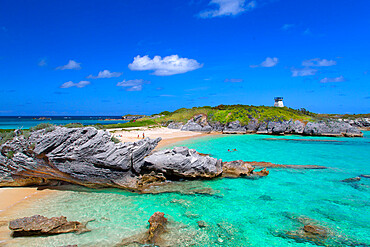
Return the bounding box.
[142,133,145,139]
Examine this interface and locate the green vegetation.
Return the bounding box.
[30,123,55,132]
[141,105,315,126]
[111,136,120,144]
[64,123,84,128]
[0,131,16,145]
[100,119,158,129]
[6,150,14,159]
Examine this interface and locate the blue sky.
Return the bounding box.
[0,0,369,116]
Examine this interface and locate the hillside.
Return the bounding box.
[151,105,315,125]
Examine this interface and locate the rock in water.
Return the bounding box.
[341,177,361,182]
[141,146,222,178]
[9,215,89,237]
[147,212,168,244]
[222,160,269,178]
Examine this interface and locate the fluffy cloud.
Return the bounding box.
[224,78,243,82]
[302,58,337,67]
[116,79,149,91]
[250,57,278,68]
[56,60,81,70]
[128,55,203,76]
[87,70,122,79]
[291,67,317,77]
[60,81,90,88]
[199,0,256,18]
[320,76,345,83]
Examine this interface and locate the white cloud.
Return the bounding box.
[38,59,47,67]
[302,58,337,67]
[281,24,294,30]
[199,0,256,18]
[116,79,149,91]
[87,70,122,79]
[60,81,90,88]
[250,57,278,68]
[320,76,345,83]
[56,60,81,70]
[128,55,203,76]
[224,78,243,82]
[291,67,317,77]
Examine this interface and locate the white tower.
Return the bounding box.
[274,97,284,107]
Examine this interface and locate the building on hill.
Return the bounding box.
[274,97,284,107]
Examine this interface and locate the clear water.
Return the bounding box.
[0,116,128,130]
[3,132,370,246]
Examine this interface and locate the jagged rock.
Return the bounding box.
[256,122,268,134]
[209,122,224,132]
[222,160,269,178]
[245,119,259,133]
[267,121,287,135]
[9,215,89,237]
[222,121,246,134]
[341,177,361,182]
[181,114,212,132]
[222,160,254,177]
[285,120,305,134]
[360,174,370,178]
[167,122,183,129]
[303,121,363,137]
[147,212,168,244]
[0,127,161,190]
[141,146,222,178]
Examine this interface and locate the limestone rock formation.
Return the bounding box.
[167,122,183,129]
[9,215,89,237]
[222,121,246,134]
[142,146,222,178]
[0,127,161,190]
[222,160,270,178]
[181,114,212,132]
[303,121,362,137]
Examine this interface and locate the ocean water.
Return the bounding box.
[3,132,370,247]
[0,116,128,130]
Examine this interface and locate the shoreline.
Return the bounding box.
[0,128,219,221]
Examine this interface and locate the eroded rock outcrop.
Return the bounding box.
[9,215,89,237]
[0,127,161,190]
[181,114,212,132]
[222,160,269,178]
[303,121,362,137]
[141,146,222,179]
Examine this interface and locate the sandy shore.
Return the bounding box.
[108,126,219,149]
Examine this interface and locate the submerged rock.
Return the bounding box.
[197,220,208,228]
[341,177,361,183]
[9,215,89,237]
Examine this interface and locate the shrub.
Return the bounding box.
[30,123,55,132]
[65,123,84,128]
[111,136,120,144]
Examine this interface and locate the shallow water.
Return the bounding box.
[3,132,370,246]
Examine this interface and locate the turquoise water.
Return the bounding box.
[3,132,370,246]
[0,116,128,129]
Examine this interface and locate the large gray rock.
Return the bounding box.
[303,121,363,137]
[167,122,183,129]
[0,127,161,189]
[141,146,222,178]
[285,120,304,134]
[256,122,268,134]
[181,114,212,132]
[245,119,259,133]
[267,121,287,135]
[222,121,246,134]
